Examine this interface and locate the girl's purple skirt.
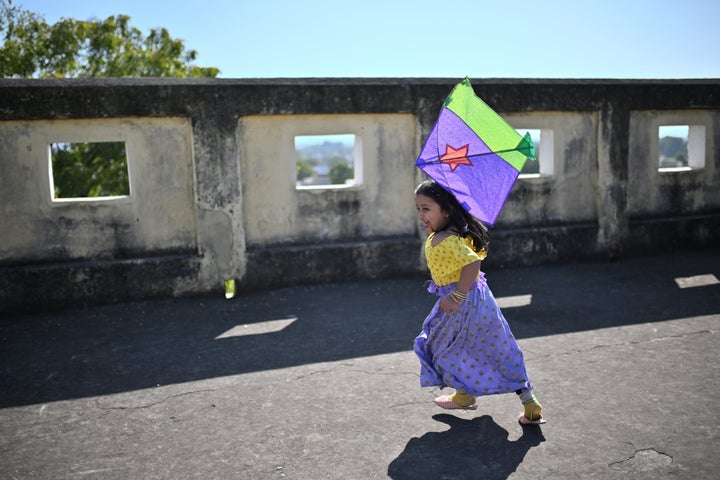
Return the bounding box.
[414,273,533,397]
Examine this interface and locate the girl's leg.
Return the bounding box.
[434,387,477,409]
[449,387,476,407]
[517,388,545,424]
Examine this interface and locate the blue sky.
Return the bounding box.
[13,0,720,79]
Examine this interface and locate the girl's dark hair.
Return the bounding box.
[415,179,490,253]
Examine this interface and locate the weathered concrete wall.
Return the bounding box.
[241,113,417,246]
[0,117,197,262]
[628,110,718,216]
[0,78,718,313]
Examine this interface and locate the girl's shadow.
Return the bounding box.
[388,414,544,480]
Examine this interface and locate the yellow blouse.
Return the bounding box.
[425,234,486,286]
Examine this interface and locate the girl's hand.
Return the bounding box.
[440,294,459,313]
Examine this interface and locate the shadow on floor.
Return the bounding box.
[1,250,718,407]
[388,414,545,480]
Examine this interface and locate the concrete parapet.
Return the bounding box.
[1,78,718,313]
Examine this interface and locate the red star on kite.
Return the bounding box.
[439,144,472,171]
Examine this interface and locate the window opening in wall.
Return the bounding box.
[659,125,705,172]
[50,141,130,200]
[516,129,553,177]
[659,125,689,170]
[295,134,359,188]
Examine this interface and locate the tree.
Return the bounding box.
[659,136,687,159]
[674,152,688,167]
[51,142,130,198]
[329,161,353,185]
[0,0,219,78]
[296,158,314,183]
[1,0,219,198]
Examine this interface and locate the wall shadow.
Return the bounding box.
[0,277,429,408]
[388,414,545,480]
[489,248,720,339]
[1,249,718,407]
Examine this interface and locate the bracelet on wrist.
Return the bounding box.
[450,289,467,303]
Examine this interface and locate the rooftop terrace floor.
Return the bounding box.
[2,249,719,479]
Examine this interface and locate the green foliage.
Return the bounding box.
[296,158,314,182]
[0,0,219,78]
[51,142,130,198]
[328,161,353,185]
[1,0,219,199]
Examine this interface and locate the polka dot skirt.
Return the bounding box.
[414,282,533,397]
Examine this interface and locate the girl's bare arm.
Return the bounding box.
[439,260,480,312]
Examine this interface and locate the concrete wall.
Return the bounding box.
[628,110,717,216]
[1,78,718,313]
[0,117,197,262]
[241,113,417,246]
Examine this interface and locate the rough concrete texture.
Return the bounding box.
[2,78,719,311]
[1,249,719,479]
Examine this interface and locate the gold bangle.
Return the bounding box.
[450,290,467,303]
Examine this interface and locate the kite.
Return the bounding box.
[415,77,536,226]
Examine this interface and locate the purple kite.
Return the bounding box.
[415,77,536,226]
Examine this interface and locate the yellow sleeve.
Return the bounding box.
[426,235,483,285]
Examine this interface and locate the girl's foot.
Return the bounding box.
[434,391,477,410]
[518,398,545,424]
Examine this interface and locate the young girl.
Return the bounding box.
[413,179,545,425]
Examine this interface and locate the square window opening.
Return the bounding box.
[659,125,705,172]
[49,141,130,201]
[516,129,553,178]
[295,134,361,189]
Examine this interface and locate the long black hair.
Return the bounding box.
[415,179,490,253]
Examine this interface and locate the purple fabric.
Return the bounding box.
[425,273,487,295]
[414,278,533,397]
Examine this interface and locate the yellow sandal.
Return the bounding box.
[518,398,546,425]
